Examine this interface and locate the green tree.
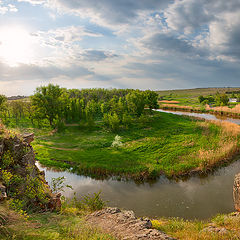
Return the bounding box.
[126,91,146,116]
[31,84,63,126]
[198,95,205,103]
[108,113,120,132]
[144,90,159,111]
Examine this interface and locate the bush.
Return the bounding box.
[111,135,123,148]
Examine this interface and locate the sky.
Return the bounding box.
[0,0,240,96]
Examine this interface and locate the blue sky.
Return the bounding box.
[0,0,240,96]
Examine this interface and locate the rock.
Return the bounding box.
[0,144,3,154]
[233,173,240,212]
[48,193,61,211]
[201,226,228,234]
[22,133,34,145]
[87,207,176,240]
[0,183,7,201]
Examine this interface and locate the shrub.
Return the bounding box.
[111,135,123,148]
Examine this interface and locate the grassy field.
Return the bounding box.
[2,201,240,240]
[12,111,238,180]
[152,213,240,240]
[0,203,115,240]
[157,87,240,107]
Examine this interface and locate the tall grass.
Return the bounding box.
[206,104,240,115]
[195,120,240,171]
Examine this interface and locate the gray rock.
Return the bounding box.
[201,226,228,234]
[87,207,176,240]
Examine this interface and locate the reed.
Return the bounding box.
[195,120,240,170]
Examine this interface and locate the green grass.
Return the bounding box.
[21,111,238,180]
[0,203,115,240]
[157,87,240,107]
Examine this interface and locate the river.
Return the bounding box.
[36,109,240,220]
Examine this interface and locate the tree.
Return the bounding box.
[0,95,7,110]
[144,90,159,111]
[198,95,205,103]
[108,113,120,132]
[215,93,229,106]
[31,84,62,126]
[126,91,146,116]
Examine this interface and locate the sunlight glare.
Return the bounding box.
[0,26,35,66]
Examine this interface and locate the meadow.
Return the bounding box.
[158,87,240,117]
[20,111,239,180]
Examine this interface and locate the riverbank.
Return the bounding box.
[159,103,240,118]
[3,202,239,240]
[152,212,240,239]
[15,111,240,180]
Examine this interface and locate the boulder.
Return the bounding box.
[233,173,240,212]
[0,183,7,201]
[48,193,62,211]
[22,133,34,145]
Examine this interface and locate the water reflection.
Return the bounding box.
[156,109,240,125]
[36,110,240,220]
[36,159,240,220]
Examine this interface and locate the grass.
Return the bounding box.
[2,200,240,240]
[12,111,239,180]
[0,202,115,240]
[157,87,240,116]
[152,212,240,239]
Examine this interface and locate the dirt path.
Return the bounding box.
[86,208,176,240]
[37,144,79,151]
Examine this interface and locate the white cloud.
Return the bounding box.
[0,2,18,14]
[16,0,46,5]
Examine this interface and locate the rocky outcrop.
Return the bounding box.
[233,173,240,212]
[0,132,60,211]
[87,207,176,240]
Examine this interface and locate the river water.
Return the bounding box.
[36,109,240,220]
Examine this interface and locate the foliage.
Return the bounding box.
[30,84,63,126]
[0,85,159,132]
[1,151,14,169]
[51,176,73,194]
[62,191,106,213]
[81,191,106,211]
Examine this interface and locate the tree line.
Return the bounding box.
[0,84,159,131]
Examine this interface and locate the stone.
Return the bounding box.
[0,183,7,201]
[0,144,3,154]
[87,207,176,240]
[233,173,240,212]
[22,133,34,145]
[48,193,62,211]
[201,226,228,234]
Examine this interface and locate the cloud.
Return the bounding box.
[0,2,18,14]
[162,0,240,61]
[2,0,240,95]
[16,0,45,5]
[82,50,118,61]
[47,0,169,25]
[142,33,198,56]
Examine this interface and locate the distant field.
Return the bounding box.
[157,87,240,97]
[157,87,240,107]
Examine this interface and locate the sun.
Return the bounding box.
[0,26,34,66]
